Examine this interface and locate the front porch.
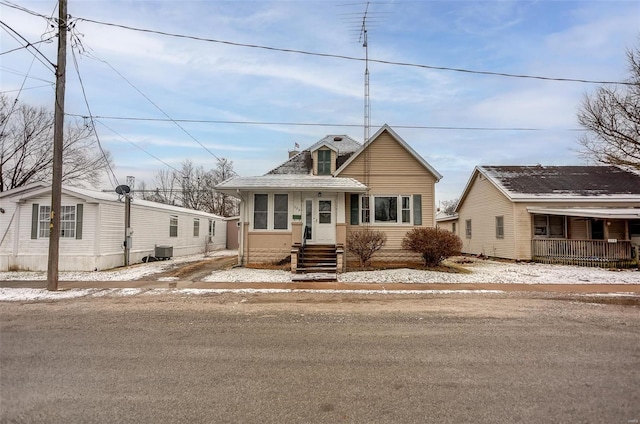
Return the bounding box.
[532,239,637,268]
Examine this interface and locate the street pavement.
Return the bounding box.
[1,293,639,423]
[1,278,639,294]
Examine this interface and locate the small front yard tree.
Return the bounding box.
[402,227,462,267]
[347,228,387,269]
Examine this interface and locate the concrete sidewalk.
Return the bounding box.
[1,279,639,294]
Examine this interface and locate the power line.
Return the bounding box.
[0,1,52,19]
[77,48,231,167]
[0,37,54,55]
[0,20,56,72]
[0,66,54,84]
[0,84,54,94]
[64,113,585,132]
[95,120,183,175]
[69,46,120,188]
[74,16,633,86]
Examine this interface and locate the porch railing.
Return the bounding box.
[531,238,635,268]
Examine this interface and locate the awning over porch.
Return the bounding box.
[215,175,368,197]
[527,207,640,220]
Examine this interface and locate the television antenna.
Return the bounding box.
[359,1,371,146]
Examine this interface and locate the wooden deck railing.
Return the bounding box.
[532,239,635,268]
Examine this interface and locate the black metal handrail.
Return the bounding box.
[300,225,310,266]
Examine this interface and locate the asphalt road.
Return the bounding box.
[1,292,639,424]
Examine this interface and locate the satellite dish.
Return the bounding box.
[115,185,131,195]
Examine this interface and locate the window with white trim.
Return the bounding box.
[273,194,288,229]
[38,205,76,238]
[495,216,504,239]
[39,205,51,238]
[401,196,411,223]
[253,193,289,231]
[193,218,200,237]
[361,196,370,223]
[254,194,268,230]
[465,219,472,239]
[359,195,413,225]
[170,215,178,237]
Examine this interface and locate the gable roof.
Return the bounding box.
[456,165,640,209]
[266,135,361,175]
[334,124,443,181]
[2,184,223,218]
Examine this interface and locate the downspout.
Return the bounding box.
[237,189,245,266]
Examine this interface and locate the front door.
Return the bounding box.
[303,197,335,244]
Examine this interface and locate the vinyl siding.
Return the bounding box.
[340,131,437,254]
[0,190,226,271]
[458,168,640,260]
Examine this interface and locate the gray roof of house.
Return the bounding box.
[480,165,640,197]
[267,135,361,175]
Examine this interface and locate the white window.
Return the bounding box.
[495,216,504,239]
[401,196,411,223]
[452,222,457,234]
[209,220,216,237]
[465,219,472,239]
[60,206,76,238]
[170,215,178,237]
[360,195,412,225]
[193,218,200,237]
[273,194,288,230]
[254,194,268,230]
[361,196,370,223]
[253,193,289,231]
[39,205,51,238]
[38,205,75,238]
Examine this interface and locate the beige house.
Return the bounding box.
[215,125,442,273]
[443,165,640,267]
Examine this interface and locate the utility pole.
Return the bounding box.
[47,0,67,291]
[124,193,131,266]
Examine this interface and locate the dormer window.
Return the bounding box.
[317,149,331,175]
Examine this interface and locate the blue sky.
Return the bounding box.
[1,0,638,203]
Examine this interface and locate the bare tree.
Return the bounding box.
[153,168,180,205]
[0,94,113,191]
[577,44,640,170]
[440,199,458,214]
[212,158,238,217]
[180,159,208,210]
[141,158,238,216]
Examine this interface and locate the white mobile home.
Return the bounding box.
[0,184,226,271]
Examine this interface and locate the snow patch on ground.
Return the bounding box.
[203,261,640,284]
[0,250,238,282]
[0,287,510,301]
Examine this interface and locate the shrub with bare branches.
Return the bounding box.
[347,228,387,268]
[402,227,462,267]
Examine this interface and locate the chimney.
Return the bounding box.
[288,150,299,159]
